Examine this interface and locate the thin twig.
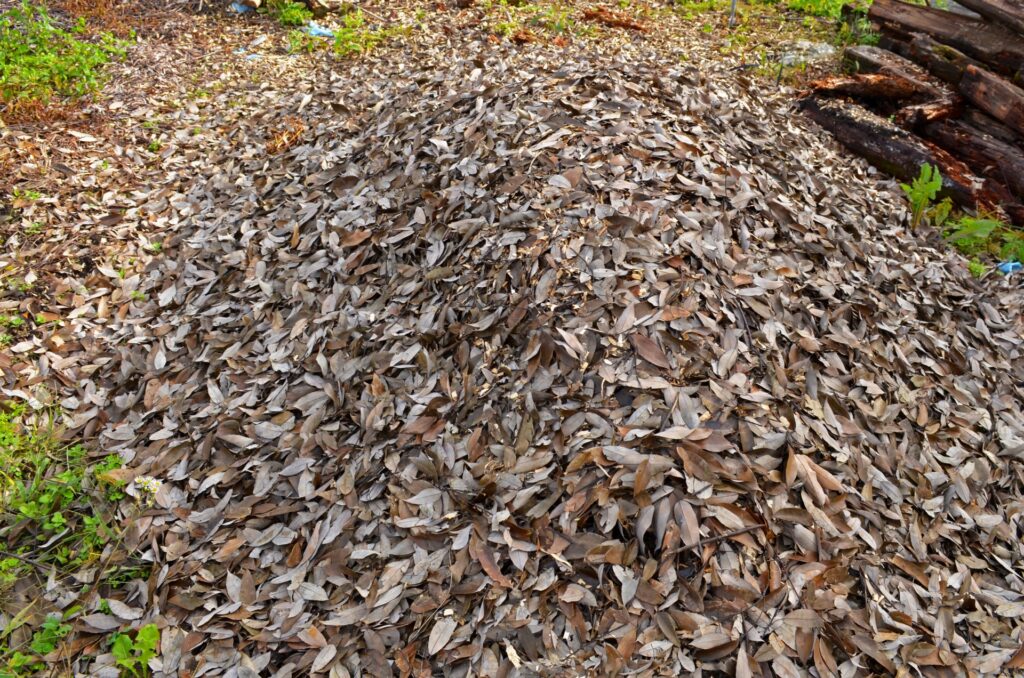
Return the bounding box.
[0,548,53,573]
[665,523,766,557]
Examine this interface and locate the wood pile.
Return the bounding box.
[800,0,1024,226]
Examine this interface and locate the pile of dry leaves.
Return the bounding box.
[6,4,1024,676]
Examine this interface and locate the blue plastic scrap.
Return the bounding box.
[997,261,1022,275]
[306,22,335,38]
[229,2,253,13]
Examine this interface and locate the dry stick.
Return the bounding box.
[0,548,53,573]
[666,524,766,557]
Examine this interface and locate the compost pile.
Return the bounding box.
[802,0,1024,226]
[64,35,1024,677]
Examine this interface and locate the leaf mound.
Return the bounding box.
[79,37,1024,676]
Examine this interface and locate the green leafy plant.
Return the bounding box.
[0,612,68,674]
[786,0,844,17]
[901,163,946,230]
[967,259,988,278]
[534,5,575,33]
[333,11,394,57]
[1,408,126,571]
[265,0,313,27]
[29,614,71,656]
[111,624,160,677]
[945,216,1024,265]
[836,15,879,45]
[146,139,162,152]
[0,2,128,107]
[0,315,25,329]
[11,189,41,201]
[130,290,147,301]
[0,407,147,673]
[673,0,729,20]
[287,29,320,54]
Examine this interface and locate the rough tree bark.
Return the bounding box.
[952,0,1024,39]
[869,0,1024,78]
[920,118,1024,199]
[960,65,1024,136]
[799,96,983,209]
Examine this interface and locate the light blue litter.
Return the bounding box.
[250,35,268,47]
[997,261,1022,275]
[246,54,261,61]
[229,2,253,13]
[305,22,335,38]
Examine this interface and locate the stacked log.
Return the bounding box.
[800,0,1024,225]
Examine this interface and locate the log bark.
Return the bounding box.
[960,65,1024,136]
[900,34,985,87]
[921,118,1024,199]
[961,109,1024,147]
[841,44,960,124]
[809,73,933,102]
[843,45,943,96]
[868,0,1024,79]
[799,96,984,209]
[953,0,1024,39]
[896,96,962,127]
[882,35,1024,137]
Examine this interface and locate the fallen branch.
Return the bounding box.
[582,7,647,32]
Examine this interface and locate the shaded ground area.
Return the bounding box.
[2,1,1024,675]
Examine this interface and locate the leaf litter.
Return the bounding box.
[5,1,1024,675]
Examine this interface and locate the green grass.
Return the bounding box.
[945,216,1024,264]
[967,259,988,278]
[0,405,146,674]
[287,28,321,54]
[785,0,845,18]
[902,164,1024,274]
[486,1,593,39]
[673,0,729,20]
[333,11,407,57]
[265,0,313,27]
[0,2,128,108]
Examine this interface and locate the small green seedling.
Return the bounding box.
[111,624,160,677]
[130,290,147,302]
[967,260,988,278]
[901,163,944,230]
[12,189,41,201]
[30,615,71,656]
